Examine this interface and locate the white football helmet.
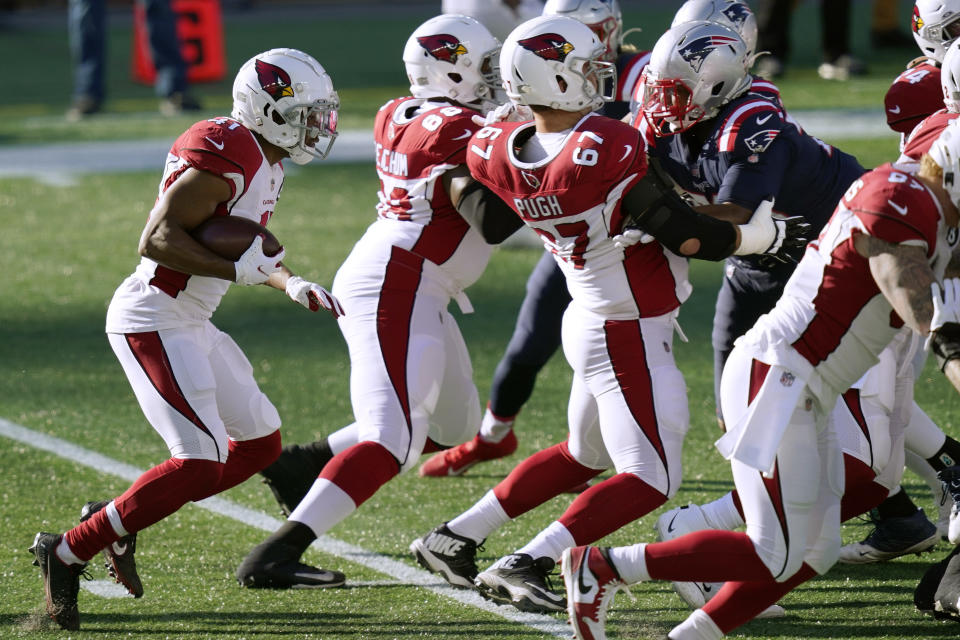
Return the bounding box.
[929,118,960,208]
[943,39,960,112]
[640,20,752,134]
[231,48,339,165]
[500,15,616,111]
[403,14,502,112]
[914,0,960,62]
[542,0,623,62]
[671,0,758,58]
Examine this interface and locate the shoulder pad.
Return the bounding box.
[716,99,784,154]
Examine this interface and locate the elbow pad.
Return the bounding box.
[931,322,960,372]
[623,161,736,261]
[456,180,524,244]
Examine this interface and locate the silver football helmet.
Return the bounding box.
[640,20,752,134]
[542,0,623,62]
[929,118,960,208]
[671,0,758,58]
[914,0,960,62]
[500,14,616,111]
[231,48,339,165]
[403,14,502,112]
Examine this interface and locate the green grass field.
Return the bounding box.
[3,2,960,639]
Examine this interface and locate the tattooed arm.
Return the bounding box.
[857,234,960,390]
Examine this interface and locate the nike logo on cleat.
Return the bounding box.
[425,534,465,556]
[667,512,681,533]
[577,557,596,596]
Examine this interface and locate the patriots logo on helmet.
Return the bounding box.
[721,3,750,28]
[913,5,924,34]
[678,34,740,73]
[417,34,468,63]
[744,128,779,153]
[518,33,575,62]
[255,59,294,101]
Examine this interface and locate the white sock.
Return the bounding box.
[478,408,515,443]
[105,500,129,536]
[56,537,84,566]
[516,521,575,563]
[289,478,356,538]
[701,493,744,531]
[607,543,649,584]
[447,489,511,544]
[326,423,359,456]
[668,609,723,640]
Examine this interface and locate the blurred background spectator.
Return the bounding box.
[68,0,201,120]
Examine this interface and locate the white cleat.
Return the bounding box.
[654,504,722,609]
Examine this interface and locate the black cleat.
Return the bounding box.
[236,541,345,589]
[259,442,332,516]
[474,553,566,613]
[409,523,481,589]
[29,532,88,630]
[80,500,143,597]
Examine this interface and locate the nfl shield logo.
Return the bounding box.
[780,371,795,387]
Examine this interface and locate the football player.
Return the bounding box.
[417,0,763,482]
[409,14,807,613]
[234,15,510,588]
[840,30,960,562]
[28,48,344,630]
[417,0,654,480]
[564,119,960,640]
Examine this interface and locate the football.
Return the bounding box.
[190,216,282,261]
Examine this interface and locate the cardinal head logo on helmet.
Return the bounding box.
[518,33,575,62]
[255,59,294,101]
[417,34,468,63]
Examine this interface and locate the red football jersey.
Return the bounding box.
[750,163,955,396]
[467,113,691,318]
[901,109,960,162]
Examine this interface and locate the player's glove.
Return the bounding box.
[926,278,960,351]
[734,200,811,263]
[470,103,534,128]
[234,235,285,286]
[612,228,656,250]
[286,276,345,318]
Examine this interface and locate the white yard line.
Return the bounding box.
[0,110,897,181]
[1,417,569,637]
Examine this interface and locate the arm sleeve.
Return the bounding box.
[622,158,737,261]
[455,180,524,244]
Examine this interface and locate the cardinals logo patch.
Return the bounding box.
[255,59,294,101]
[678,34,739,73]
[912,5,924,34]
[744,129,779,154]
[417,34,468,63]
[518,33,575,62]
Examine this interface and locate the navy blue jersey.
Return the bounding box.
[644,92,865,270]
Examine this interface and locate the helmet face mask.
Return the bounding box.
[232,48,339,165]
[640,20,751,134]
[403,14,502,112]
[641,74,702,134]
[501,14,617,112]
[542,0,623,62]
[914,0,960,62]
